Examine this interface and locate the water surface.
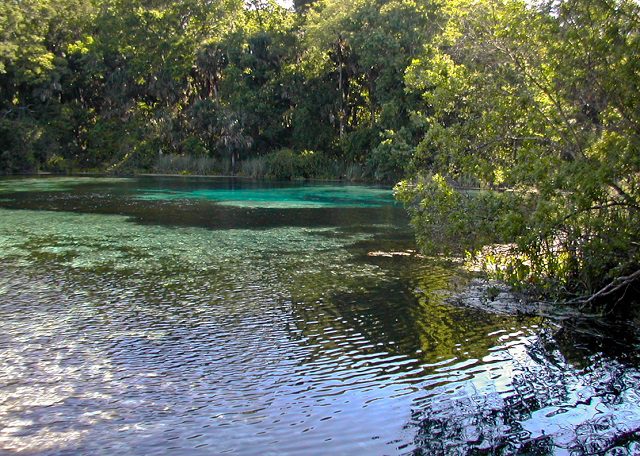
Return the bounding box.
[0,176,638,455]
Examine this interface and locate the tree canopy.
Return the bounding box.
[0,0,440,177]
[396,0,640,306]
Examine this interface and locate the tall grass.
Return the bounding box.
[152,154,219,175]
[239,156,268,178]
[148,150,372,181]
[331,161,366,181]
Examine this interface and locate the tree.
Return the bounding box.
[301,0,439,158]
[0,0,99,172]
[398,0,640,306]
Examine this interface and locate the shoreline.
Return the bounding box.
[2,171,387,185]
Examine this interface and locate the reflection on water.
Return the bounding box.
[0,176,638,455]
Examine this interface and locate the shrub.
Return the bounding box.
[0,118,38,173]
[339,127,378,162]
[298,150,333,179]
[265,148,303,180]
[45,154,70,173]
[367,129,414,182]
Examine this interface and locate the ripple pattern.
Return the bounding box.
[0,179,638,455]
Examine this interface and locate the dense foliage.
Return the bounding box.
[0,0,438,178]
[396,0,640,306]
[2,0,639,304]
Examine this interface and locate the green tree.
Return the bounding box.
[0,0,99,172]
[398,0,640,306]
[301,0,439,160]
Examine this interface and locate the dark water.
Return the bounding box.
[0,176,638,455]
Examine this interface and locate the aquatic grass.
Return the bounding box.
[0,208,390,297]
[0,177,133,194]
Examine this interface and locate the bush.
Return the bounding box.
[45,154,70,173]
[85,118,128,168]
[0,118,39,174]
[266,148,303,180]
[367,129,414,182]
[298,150,333,178]
[339,127,378,162]
[180,136,208,157]
[262,149,337,180]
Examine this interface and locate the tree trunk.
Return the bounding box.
[368,70,376,125]
[231,151,236,175]
[339,57,345,139]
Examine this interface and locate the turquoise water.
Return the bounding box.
[135,185,394,208]
[0,176,638,455]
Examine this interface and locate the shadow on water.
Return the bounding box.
[286,256,640,455]
[0,176,406,231]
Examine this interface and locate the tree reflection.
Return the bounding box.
[288,257,544,366]
[409,317,640,455]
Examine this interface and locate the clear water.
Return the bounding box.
[0,176,638,455]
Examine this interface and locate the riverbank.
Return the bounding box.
[3,170,382,186]
[3,148,402,184]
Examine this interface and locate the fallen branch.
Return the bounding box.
[568,268,640,308]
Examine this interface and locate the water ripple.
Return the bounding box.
[0,179,638,455]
